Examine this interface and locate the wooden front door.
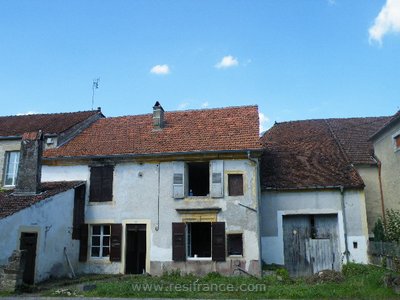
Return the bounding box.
[283,214,340,277]
[125,224,146,274]
[20,232,38,284]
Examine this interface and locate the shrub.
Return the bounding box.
[385,209,400,242]
[373,218,386,242]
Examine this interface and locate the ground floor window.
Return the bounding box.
[187,222,212,258]
[91,225,110,258]
[227,233,243,256]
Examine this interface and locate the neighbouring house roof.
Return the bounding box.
[260,118,379,190]
[370,110,400,141]
[0,181,84,219]
[0,110,102,137]
[44,105,262,158]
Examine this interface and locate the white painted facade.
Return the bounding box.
[260,189,369,267]
[42,158,261,276]
[0,189,79,283]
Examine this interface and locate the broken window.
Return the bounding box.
[228,174,244,196]
[227,233,243,256]
[4,151,19,187]
[89,165,114,202]
[172,222,226,261]
[188,162,209,196]
[395,135,400,149]
[91,225,110,258]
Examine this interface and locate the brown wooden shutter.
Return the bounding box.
[110,224,122,262]
[102,166,114,202]
[72,185,86,240]
[212,222,226,261]
[79,224,89,262]
[172,223,186,261]
[89,167,102,202]
[228,174,244,196]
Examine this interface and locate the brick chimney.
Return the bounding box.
[14,131,43,195]
[153,101,165,129]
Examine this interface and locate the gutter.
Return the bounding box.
[43,148,264,161]
[373,156,386,225]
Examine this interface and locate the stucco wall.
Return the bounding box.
[0,189,79,283]
[260,189,369,266]
[373,123,400,215]
[42,159,260,276]
[0,140,21,186]
[356,165,382,235]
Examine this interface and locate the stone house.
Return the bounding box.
[370,110,400,222]
[0,131,85,285]
[260,119,370,276]
[41,103,263,276]
[0,109,103,188]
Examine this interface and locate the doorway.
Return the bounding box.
[20,232,38,284]
[125,224,146,274]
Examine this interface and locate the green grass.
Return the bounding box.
[28,264,400,298]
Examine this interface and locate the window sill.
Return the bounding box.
[88,257,112,264]
[88,201,114,206]
[187,257,212,261]
[228,255,243,258]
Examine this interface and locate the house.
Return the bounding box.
[260,119,370,276]
[370,110,400,222]
[41,103,263,276]
[0,131,85,286]
[0,109,103,188]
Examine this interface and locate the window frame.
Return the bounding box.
[3,151,20,187]
[227,233,243,256]
[394,134,400,151]
[90,224,111,259]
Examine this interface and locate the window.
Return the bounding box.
[172,222,225,261]
[228,174,243,196]
[395,135,400,150]
[91,225,110,258]
[4,151,20,186]
[227,233,243,256]
[89,165,114,202]
[188,162,209,196]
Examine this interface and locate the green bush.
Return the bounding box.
[373,218,386,241]
[385,209,400,242]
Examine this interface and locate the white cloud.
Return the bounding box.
[259,112,270,133]
[177,102,190,110]
[150,64,170,75]
[201,101,209,108]
[17,111,40,116]
[327,0,336,6]
[369,0,400,45]
[215,55,239,69]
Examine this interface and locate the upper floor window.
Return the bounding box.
[228,174,244,196]
[89,165,114,202]
[4,151,20,187]
[188,162,209,196]
[395,135,400,150]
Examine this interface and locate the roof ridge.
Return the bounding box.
[0,109,100,119]
[273,115,391,125]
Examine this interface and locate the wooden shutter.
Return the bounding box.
[72,184,86,239]
[172,223,186,261]
[102,166,114,202]
[210,160,224,198]
[212,222,226,261]
[79,224,89,262]
[110,223,122,262]
[228,174,244,196]
[173,162,185,199]
[89,167,102,202]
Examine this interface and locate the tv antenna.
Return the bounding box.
[91,78,100,110]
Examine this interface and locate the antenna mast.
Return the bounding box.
[91,78,100,110]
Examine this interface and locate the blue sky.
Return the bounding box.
[0,0,399,131]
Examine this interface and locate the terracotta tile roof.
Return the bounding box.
[326,117,390,165]
[370,110,400,140]
[44,106,262,158]
[0,181,84,219]
[260,119,365,190]
[0,110,102,137]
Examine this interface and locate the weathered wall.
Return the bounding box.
[0,140,21,186]
[42,159,260,276]
[373,123,400,215]
[356,165,382,235]
[260,189,369,266]
[0,189,79,283]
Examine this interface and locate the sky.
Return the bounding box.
[0,0,400,132]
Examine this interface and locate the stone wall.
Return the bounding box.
[0,250,26,292]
